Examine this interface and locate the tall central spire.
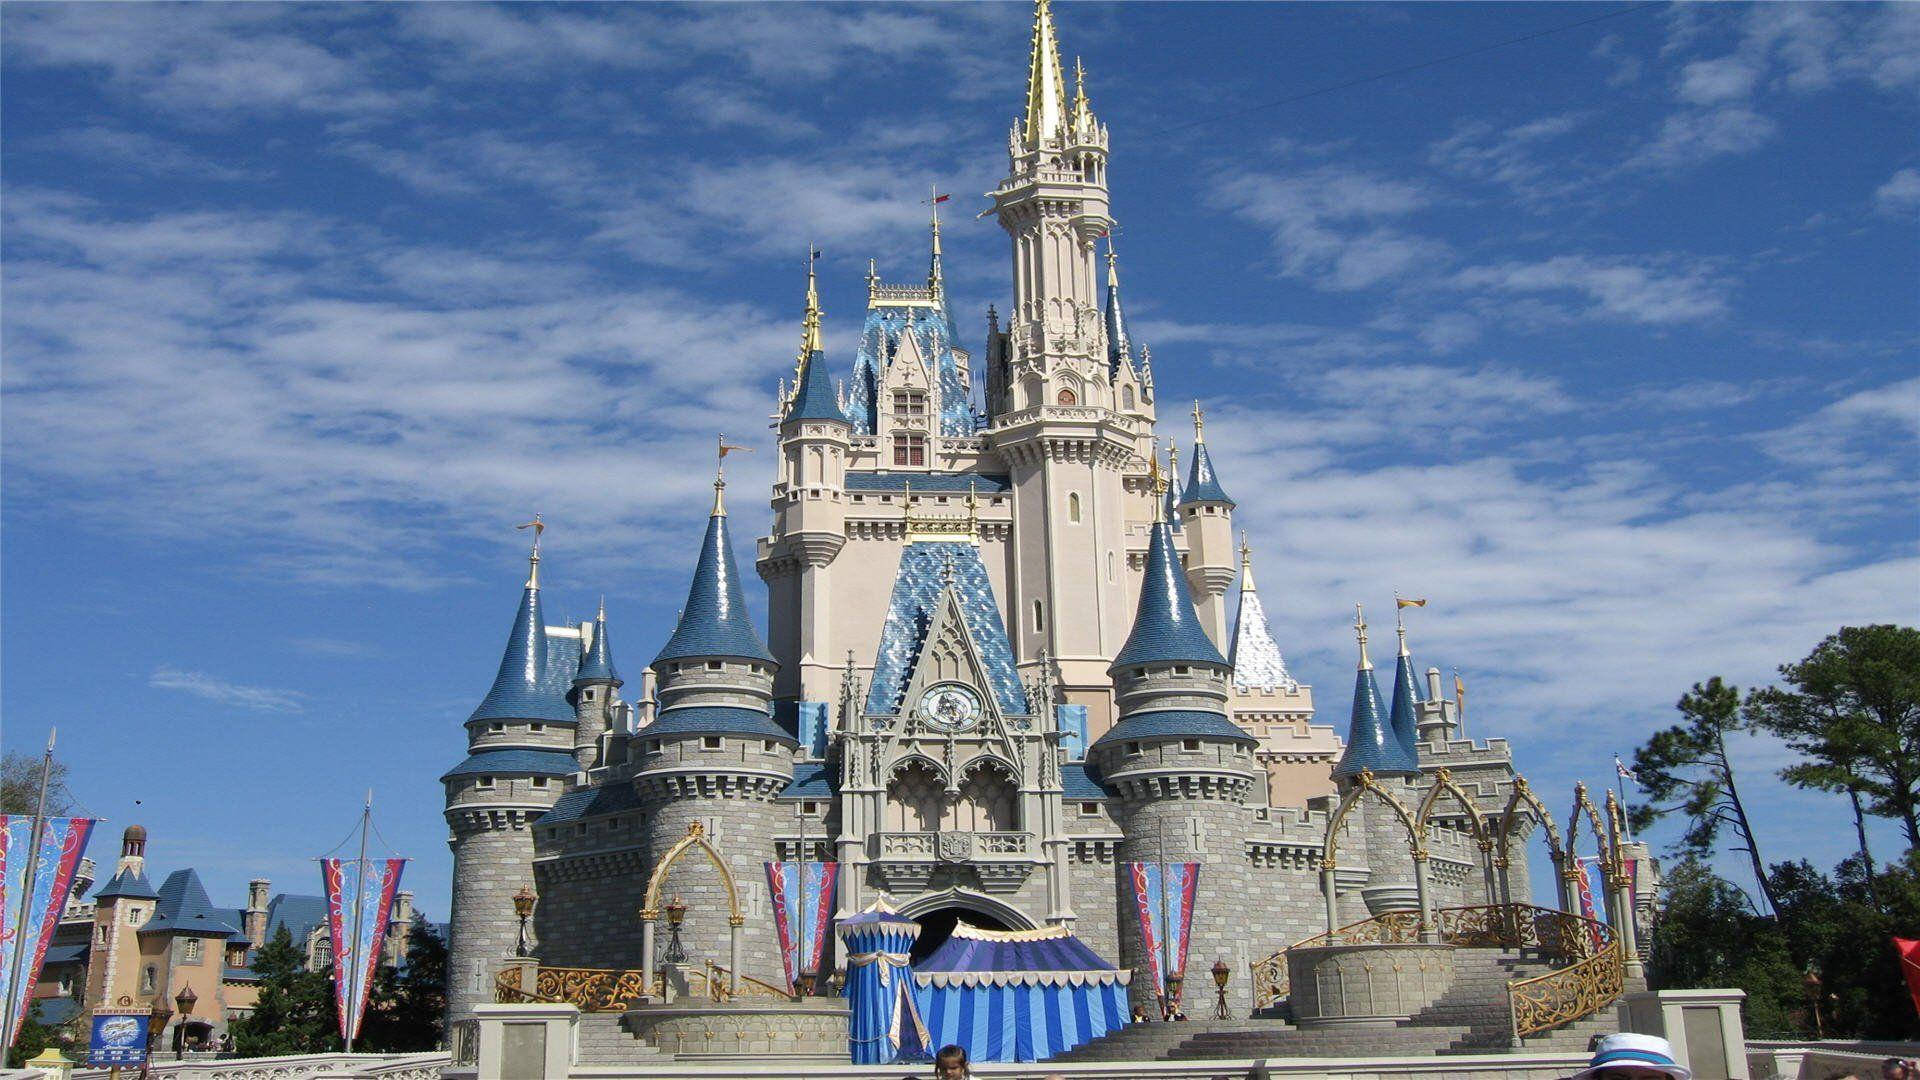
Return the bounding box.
[1023,0,1070,150]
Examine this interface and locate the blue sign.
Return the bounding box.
[88,1013,149,1066]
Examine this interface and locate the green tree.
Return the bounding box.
[357,918,447,1052]
[1645,859,1802,1036]
[1631,677,1779,914]
[6,1014,53,1068]
[1747,625,1920,863]
[0,750,73,816]
[230,926,337,1055]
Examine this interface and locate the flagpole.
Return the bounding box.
[344,790,371,1054]
[796,798,809,993]
[2,729,55,1055]
[1614,758,1634,842]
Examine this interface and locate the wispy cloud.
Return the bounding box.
[1874,168,1920,217]
[150,667,305,713]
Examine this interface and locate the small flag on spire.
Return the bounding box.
[931,193,950,204]
[1396,596,1427,609]
[1615,756,1637,783]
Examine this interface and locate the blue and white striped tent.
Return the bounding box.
[836,898,929,1064]
[911,922,1132,1063]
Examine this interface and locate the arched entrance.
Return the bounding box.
[909,906,1011,965]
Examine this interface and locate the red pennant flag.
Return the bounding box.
[932,193,951,203]
[1896,937,1920,1020]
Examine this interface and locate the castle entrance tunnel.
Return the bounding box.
[909,906,1011,965]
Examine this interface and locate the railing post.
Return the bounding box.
[1320,864,1339,936]
[639,914,657,1000]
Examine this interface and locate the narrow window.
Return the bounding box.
[803,801,820,815]
[1122,386,1135,409]
[703,736,723,750]
[707,660,724,670]
[1079,802,1101,817]
[1067,493,1082,523]
[1182,738,1201,752]
[1107,552,1115,581]
[126,908,142,926]
[531,777,549,789]
[1125,742,1140,755]
[183,939,202,963]
[476,777,495,789]
[488,723,504,733]
[764,740,778,753]
[1056,387,1077,406]
[891,433,926,467]
[530,723,545,733]
[1032,600,1045,633]
[141,966,156,993]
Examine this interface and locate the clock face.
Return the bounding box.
[921,684,983,732]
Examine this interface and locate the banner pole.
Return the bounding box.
[1156,820,1171,1015]
[344,790,371,1054]
[2,729,56,1054]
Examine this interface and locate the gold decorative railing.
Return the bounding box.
[494,962,798,1011]
[1248,902,1621,1037]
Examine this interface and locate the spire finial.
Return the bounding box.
[1023,0,1070,150]
[1396,606,1410,658]
[801,246,823,359]
[1167,437,1179,475]
[598,594,606,621]
[966,480,979,534]
[1148,439,1166,523]
[1071,55,1092,128]
[1105,231,1120,287]
[715,435,751,516]
[1192,399,1206,441]
[941,548,957,588]
[927,187,947,296]
[515,514,545,588]
[1239,531,1257,591]
[1355,603,1372,671]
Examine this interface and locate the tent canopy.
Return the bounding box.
[914,922,1132,988]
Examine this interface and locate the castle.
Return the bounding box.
[442,0,1538,1024]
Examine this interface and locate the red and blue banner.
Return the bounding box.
[765,861,837,992]
[1126,861,1198,1008]
[321,857,406,1042]
[0,815,96,1048]
[1574,856,1606,951]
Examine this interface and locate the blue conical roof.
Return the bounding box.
[1335,661,1418,778]
[1111,520,1227,671]
[575,607,620,686]
[786,349,847,424]
[1181,439,1234,507]
[1388,643,1422,760]
[1104,253,1134,377]
[470,582,578,724]
[653,509,775,665]
[96,866,158,901]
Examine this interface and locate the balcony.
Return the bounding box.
[871,831,1035,894]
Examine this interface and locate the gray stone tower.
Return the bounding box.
[1090,512,1264,1017]
[633,472,798,984]
[571,601,621,770]
[1329,606,1425,926]
[443,540,575,1021]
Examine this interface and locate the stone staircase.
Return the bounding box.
[574,1013,669,1067]
[1052,946,1633,1064]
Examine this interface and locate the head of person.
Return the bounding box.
[1571,1033,1691,1080]
[934,1044,969,1079]
[1883,1059,1913,1080]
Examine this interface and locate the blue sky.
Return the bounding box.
[3,2,1915,918]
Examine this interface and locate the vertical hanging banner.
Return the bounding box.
[765,861,838,991]
[1126,862,1199,1003]
[1574,857,1606,951]
[321,857,406,1042]
[0,816,96,1047]
[1894,937,1920,1021]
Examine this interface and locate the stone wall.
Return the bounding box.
[446,816,539,1020]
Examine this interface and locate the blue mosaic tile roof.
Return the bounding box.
[575,611,619,685]
[142,869,241,937]
[1181,439,1235,507]
[1060,762,1109,800]
[1388,649,1422,762]
[264,894,328,945]
[786,349,848,424]
[538,783,642,824]
[844,471,1011,494]
[96,866,158,901]
[1092,709,1258,749]
[42,944,87,965]
[1163,465,1183,532]
[864,541,1026,717]
[1104,259,1136,377]
[1111,520,1228,671]
[470,585,578,725]
[439,748,578,782]
[1334,664,1419,777]
[845,300,980,437]
[653,511,775,665]
[779,760,836,799]
[644,705,799,747]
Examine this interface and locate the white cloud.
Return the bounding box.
[1210,167,1446,290]
[1625,106,1778,173]
[150,667,305,713]
[1676,56,1760,104]
[1452,255,1730,325]
[1874,168,1920,217]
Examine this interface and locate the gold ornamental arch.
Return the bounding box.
[1495,775,1564,868]
[1415,767,1490,846]
[1322,769,1427,869]
[640,821,743,925]
[1565,782,1615,878]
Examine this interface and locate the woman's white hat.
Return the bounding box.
[1570,1032,1692,1079]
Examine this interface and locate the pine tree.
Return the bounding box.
[230,926,337,1055]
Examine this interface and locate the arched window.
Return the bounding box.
[1122,386,1134,410]
[886,761,945,831]
[955,763,1020,831]
[1032,600,1045,633]
[1067,492,1082,523]
[1056,387,1077,406]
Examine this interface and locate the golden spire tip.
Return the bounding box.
[516,514,545,588]
[1355,603,1371,670]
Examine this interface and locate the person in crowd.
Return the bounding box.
[933,1043,970,1079]
[1569,1032,1691,1079]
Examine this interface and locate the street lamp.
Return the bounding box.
[661,895,688,965]
[147,998,172,1062]
[513,887,537,959]
[1211,960,1231,1020]
[172,985,196,1058]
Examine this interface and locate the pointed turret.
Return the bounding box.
[1180,401,1235,509]
[1023,0,1070,150]
[1387,609,1422,762]
[575,599,620,687]
[470,538,577,725]
[654,472,776,666]
[1163,440,1183,532]
[1334,605,1418,778]
[1103,238,1134,376]
[1070,56,1094,133]
[928,194,946,300]
[1228,535,1295,693]
[1111,518,1227,672]
[785,254,847,424]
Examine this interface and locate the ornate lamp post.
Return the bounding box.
[661,895,688,965]
[796,967,817,998]
[1165,970,1184,1019]
[172,984,196,1058]
[513,887,538,959]
[827,970,845,996]
[147,997,172,1062]
[1211,960,1231,1020]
